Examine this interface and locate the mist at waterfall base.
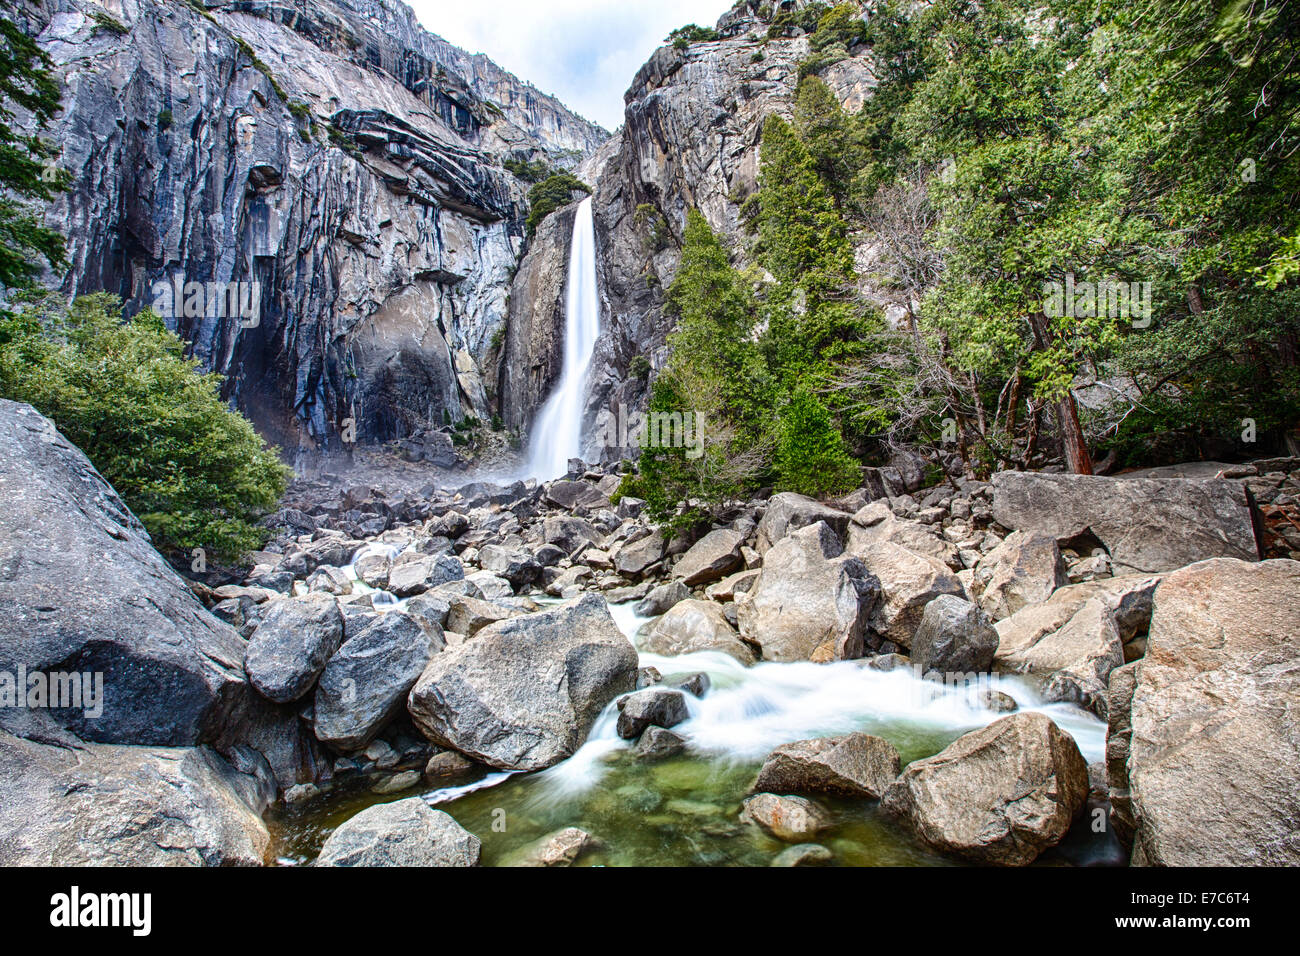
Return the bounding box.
[271,597,1116,867]
[525,196,601,481]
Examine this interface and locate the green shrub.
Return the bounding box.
[666,24,720,49]
[773,385,859,496]
[525,172,591,236]
[156,108,173,130]
[89,10,130,35]
[0,293,290,561]
[503,157,552,183]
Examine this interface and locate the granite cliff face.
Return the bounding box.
[500,0,878,461]
[19,0,605,454]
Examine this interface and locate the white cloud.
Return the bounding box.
[407,0,736,130]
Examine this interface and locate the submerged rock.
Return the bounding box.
[753,734,901,800]
[881,712,1089,865]
[771,843,834,867]
[408,594,638,771]
[315,798,480,867]
[501,827,600,867]
[740,793,834,842]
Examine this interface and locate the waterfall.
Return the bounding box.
[526,196,600,481]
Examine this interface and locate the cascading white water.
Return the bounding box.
[526,196,600,481]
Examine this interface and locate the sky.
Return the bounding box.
[407,0,737,130]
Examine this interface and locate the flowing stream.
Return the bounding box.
[525,195,600,481]
[270,596,1119,867]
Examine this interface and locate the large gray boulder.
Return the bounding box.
[244,595,345,704]
[855,540,964,650]
[0,401,249,746]
[737,523,880,662]
[613,531,666,577]
[543,515,601,553]
[753,733,901,799]
[991,471,1259,573]
[1036,598,1125,719]
[756,492,852,553]
[639,599,756,665]
[968,531,1068,622]
[315,798,480,867]
[910,595,999,674]
[616,687,689,739]
[313,612,442,751]
[881,712,1089,865]
[388,553,465,598]
[0,731,269,866]
[1120,559,1300,865]
[634,580,692,617]
[408,594,638,771]
[994,575,1160,666]
[672,529,744,587]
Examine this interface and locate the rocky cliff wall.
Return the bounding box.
[500,0,877,463]
[19,0,607,454]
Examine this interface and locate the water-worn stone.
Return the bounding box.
[881,712,1089,865]
[501,827,599,867]
[244,595,345,704]
[1121,559,1300,865]
[910,595,999,674]
[408,594,638,770]
[313,612,441,751]
[753,734,901,799]
[616,687,689,739]
[771,843,833,867]
[672,529,744,586]
[740,793,834,842]
[635,726,687,761]
[315,798,480,867]
[639,599,756,665]
[990,472,1259,573]
[737,523,880,662]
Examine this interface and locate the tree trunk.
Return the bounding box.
[1027,312,1094,475]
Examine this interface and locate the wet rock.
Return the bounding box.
[408,594,638,771]
[425,750,477,780]
[771,843,834,867]
[640,599,756,665]
[245,595,345,704]
[501,827,599,867]
[754,733,901,799]
[979,690,1019,713]
[315,798,480,867]
[635,726,687,761]
[669,672,711,697]
[616,687,689,739]
[672,529,744,586]
[740,793,834,842]
[737,523,880,662]
[881,712,1089,865]
[370,770,421,794]
[313,612,441,751]
[910,595,999,674]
